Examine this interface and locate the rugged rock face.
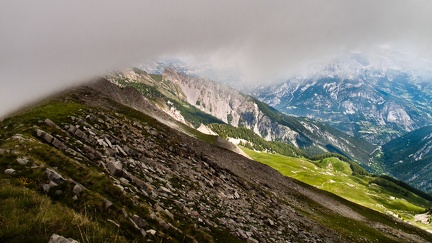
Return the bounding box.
[112,68,376,165]
[253,54,432,145]
[163,68,303,145]
[1,80,431,242]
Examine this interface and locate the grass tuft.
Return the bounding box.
[0,180,128,243]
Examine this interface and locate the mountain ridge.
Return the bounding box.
[1,79,432,242]
[378,125,432,191]
[253,53,432,145]
[108,68,377,167]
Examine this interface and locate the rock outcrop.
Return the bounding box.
[48,234,78,243]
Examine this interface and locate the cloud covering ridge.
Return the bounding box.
[1,0,432,117]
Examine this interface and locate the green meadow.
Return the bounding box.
[242,147,432,232]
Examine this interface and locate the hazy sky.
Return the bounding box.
[2,0,432,118]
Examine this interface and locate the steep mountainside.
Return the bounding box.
[108,68,376,166]
[253,53,432,145]
[1,79,432,242]
[378,125,432,192]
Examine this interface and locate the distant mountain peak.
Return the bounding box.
[253,52,432,145]
[299,51,432,82]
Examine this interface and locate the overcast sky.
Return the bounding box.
[2,0,432,118]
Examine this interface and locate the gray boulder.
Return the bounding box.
[4,168,16,175]
[103,197,113,209]
[73,184,84,195]
[42,181,58,193]
[36,129,54,144]
[52,138,68,151]
[74,129,89,143]
[83,145,102,160]
[67,125,78,134]
[46,168,66,184]
[44,119,61,130]
[132,214,149,228]
[16,157,29,165]
[106,159,123,176]
[48,234,79,243]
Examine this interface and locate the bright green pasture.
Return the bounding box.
[243,148,432,232]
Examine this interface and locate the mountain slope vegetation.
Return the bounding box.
[1,80,432,242]
[377,125,432,192]
[243,148,432,233]
[107,68,377,167]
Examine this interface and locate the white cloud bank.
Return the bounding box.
[1,0,432,117]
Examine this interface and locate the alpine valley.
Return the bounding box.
[253,51,432,191]
[2,57,432,242]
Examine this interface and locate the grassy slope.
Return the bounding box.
[0,98,231,242]
[0,100,134,242]
[1,88,431,241]
[243,148,432,232]
[0,180,127,243]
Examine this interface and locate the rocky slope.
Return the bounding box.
[1,80,432,242]
[378,125,432,192]
[108,68,376,166]
[253,53,432,145]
